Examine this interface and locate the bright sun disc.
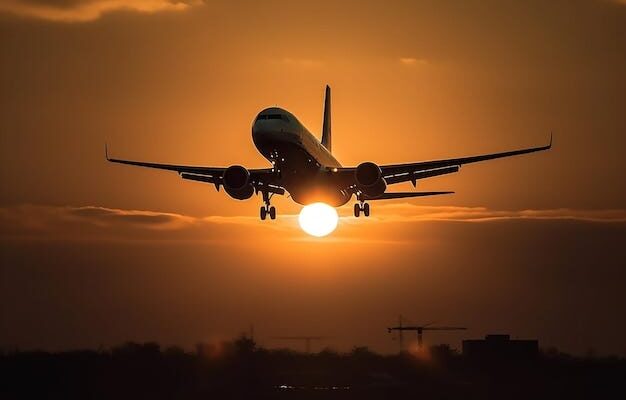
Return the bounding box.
[298,203,338,237]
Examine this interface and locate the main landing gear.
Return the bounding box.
[354,201,370,218]
[260,205,276,220]
[260,191,276,221]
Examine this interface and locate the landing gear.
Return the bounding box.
[260,205,276,220]
[354,201,370,218]
[260,192,277,221]
[259,205,276,221]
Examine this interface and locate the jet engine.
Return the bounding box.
[355,162,386,197]
[223,165,254,200]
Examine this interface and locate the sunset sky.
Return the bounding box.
[1,0,625,355]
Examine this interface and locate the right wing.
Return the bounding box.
[363,191,454,200]
[329,135,552,199]
[379,134,552,185]
[105,145,281,194]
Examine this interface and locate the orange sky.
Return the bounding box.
[1,0,625,355]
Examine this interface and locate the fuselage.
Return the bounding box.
[252,107,351,206]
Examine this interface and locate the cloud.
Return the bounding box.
[0,0,203,22]
[279,57,324,69]
[399,57,428,66]
[0,204,624,244]
[66,206,196,228]
[363,203,626,223]
[0,204,295,242]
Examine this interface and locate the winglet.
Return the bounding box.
[548,131,553,149]
[105,142,110,161]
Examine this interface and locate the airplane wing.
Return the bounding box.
[379,134,552,186]
[105,145,280,193]
[363,191,454,200]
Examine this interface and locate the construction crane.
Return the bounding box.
[387,323,466,349]
[391,315,406,352]
[272,336,326,353]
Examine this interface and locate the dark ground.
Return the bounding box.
[1,336,625,399]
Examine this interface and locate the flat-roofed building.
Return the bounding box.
[463,334,538,361]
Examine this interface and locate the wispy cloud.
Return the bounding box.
[399,57,428,66]
[0,0,203,22]
[279,57,324,69]
[1,204,624,243]
[0,205,295,242]
[65,206,196,228]
[363,203,626,223]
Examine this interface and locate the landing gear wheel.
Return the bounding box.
[260,206,267,220]
[363,203,370,217]
[260,191,276,221]
[354,203,361,218]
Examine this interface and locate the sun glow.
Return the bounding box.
[298,203,339,237]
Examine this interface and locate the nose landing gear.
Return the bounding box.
[354,201,370,218]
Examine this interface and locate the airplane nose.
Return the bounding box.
[253,119,289,136]
[252,120,276,147]
[253,122,278,139]
[252,120,300,148]
[251,121,270,138]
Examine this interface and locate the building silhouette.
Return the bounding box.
[463,334,538,361]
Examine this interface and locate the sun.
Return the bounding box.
[298,203,339,237]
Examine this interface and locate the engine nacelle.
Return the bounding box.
[223,165,254,200]
[355,162,386,198]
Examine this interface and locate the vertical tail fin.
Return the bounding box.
[321,85,331,152]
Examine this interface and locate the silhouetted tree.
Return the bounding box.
[1,339,625,400]
[233,334,256,356]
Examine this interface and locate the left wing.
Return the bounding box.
[105,145,281,193]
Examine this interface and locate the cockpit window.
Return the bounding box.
[256,114,289,122]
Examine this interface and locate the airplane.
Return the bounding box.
[106,85,552,220]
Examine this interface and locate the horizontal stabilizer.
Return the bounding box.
[180,172,219,184]
[181,172,285,195]
[365,191,454,200]
[384,165,460,185]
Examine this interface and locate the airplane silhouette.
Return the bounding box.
[106,85,551,220]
